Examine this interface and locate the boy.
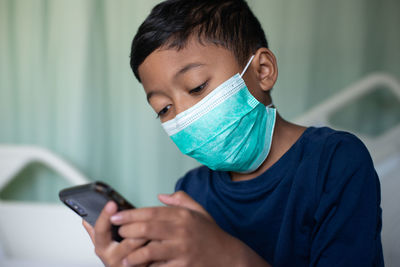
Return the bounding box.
[83,0,384,266]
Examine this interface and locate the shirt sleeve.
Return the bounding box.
[174,177,184,192]
[310,133,384,267]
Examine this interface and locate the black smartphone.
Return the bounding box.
[59,181,135,242]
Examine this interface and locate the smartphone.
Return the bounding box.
[59,181,135,242]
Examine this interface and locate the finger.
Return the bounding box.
[111,206,178,225]
[148,261,169,266]
[158,191,213,221]
[158,191,203,212]
[123,240,175,266]
[82,219,95,244]
[111,238,149,264]
[149,260,179,267]
[94,201,118,249]
[119,221,175,240]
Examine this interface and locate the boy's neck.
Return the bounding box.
[229,113,307,182]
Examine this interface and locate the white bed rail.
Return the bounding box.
[0,145,100,266]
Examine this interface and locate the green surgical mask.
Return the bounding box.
[162,55,276,173]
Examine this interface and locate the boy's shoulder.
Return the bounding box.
[304,126,363,145]
[303,126,372,164]
[301,127,377,199]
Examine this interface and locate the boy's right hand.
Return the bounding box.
[82,201,148,267]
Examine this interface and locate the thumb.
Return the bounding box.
[158,191,213,221]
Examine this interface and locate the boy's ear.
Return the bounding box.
[252,48,278,92]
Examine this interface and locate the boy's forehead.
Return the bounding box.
[138,38,239,89]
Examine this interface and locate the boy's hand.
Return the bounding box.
[109,191,266,267]
[82,201,148,267]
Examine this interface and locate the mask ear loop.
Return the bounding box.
[240,55,275,109]
[240,55,255,77]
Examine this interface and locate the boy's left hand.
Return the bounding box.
[109,191,248,266]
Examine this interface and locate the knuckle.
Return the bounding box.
[127,238,139,250]
[125,239,135,250]
[148,208,157,217]
[178,208,192,221]
[179,242,189,254]
[120,238,132,250]
[178,208,188,218]
[177,225,191,240]
[126,210,135,221]
[141,246,152,261]
[180,258,190,267]
[139,223,150,236]
[175,191,185,202]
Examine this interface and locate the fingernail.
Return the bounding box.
[158,193,171,199]
[159,193,175,204]
[110,214,122,223]
[122,258,129,266]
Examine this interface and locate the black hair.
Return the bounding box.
[130,0,269,82]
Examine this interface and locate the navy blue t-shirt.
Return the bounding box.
[175,127,384,267]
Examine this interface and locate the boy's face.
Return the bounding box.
[138,38,271,122]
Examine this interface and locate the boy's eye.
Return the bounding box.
[156,104,171,119]
[189,81,208,94]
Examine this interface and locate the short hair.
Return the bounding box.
[130,0,269,82]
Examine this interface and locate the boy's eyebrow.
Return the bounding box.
[147,91,163,103]
[174,62,205,78]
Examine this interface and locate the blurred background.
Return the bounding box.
[0,0,399,266]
